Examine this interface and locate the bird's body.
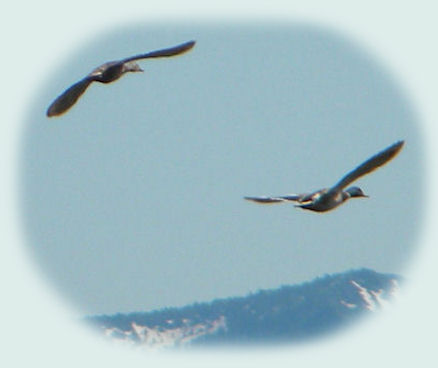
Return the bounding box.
[46,40,196,117]
[88,61,131,83]
[244,140,404,212]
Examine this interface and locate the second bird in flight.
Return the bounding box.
[244,140,404,212]
[46,40,196,117]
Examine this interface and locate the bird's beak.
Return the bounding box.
[131,66,143,73]
[129,63,143,73]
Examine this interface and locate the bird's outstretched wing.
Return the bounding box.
[330,140,404,192]
[122,40,196,63]
[46,77,93,117]
[244,194,301,204]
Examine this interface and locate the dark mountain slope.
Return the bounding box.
[87,268,400,348]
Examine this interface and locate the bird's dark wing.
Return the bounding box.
[244,194,301,204]
[46,77,93,117]
[330,140,404,191]
[122,40,196,63]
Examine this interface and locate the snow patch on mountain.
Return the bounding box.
[103,316,226,349]
[341,279,399,311]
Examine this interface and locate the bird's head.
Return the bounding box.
[346,186,369,198]
[123,62,144,73]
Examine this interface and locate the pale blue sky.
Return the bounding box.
[20,23,422,315]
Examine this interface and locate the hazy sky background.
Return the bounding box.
[21,23,422,316]
[2,2,438,368]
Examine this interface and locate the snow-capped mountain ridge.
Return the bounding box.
[88,268,400,349]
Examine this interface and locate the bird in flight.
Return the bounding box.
[46,40,196,117]
[244,140,404,212]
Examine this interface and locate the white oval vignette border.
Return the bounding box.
[1,1,437,368]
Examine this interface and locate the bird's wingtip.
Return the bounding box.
[184,40,196,50]
[46,105,63,118]
[46,107,55,117]
[391,140,405,154]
